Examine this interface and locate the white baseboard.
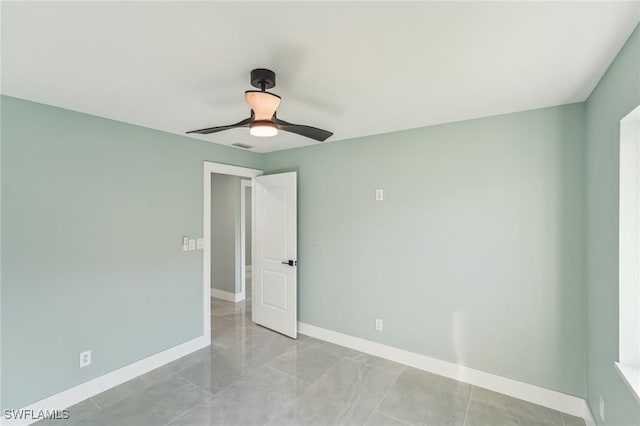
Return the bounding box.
[583,401,597,426]
[2,336,209,426]
[298,322,587,419]
[211,288,243,302]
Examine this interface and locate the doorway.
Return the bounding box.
[202,162,262,339]
[209,173,248,302]
[240,179,253,301]
[202,162,298,340]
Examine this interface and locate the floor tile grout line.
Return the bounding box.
[263,362,316,386]
[87,352,213,413]
[88,397,102,410]
[364,366,406,425]
[261,381,311,426]
[373,409,412,426]
[265,343,345,385]
[175,365,246,399]
[260,365,312,426]
[262,406,285,426]
[161,395,213,426]
[63,402,103,425]
[70,373,203,426]
[261,355,348,426]
[293,354,337,386]
[173,372,216,398]
[175,345,282,405]
[348,353,408,376]
[462,385,474,426]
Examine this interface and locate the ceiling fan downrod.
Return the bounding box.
[250,68,276,92]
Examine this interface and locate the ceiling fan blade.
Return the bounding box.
[274,117,333,142]
[186,116,252,135]
[245,91,281,121]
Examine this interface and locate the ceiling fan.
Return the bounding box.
[187,68,333,142]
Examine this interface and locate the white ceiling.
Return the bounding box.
[2,1,639,153]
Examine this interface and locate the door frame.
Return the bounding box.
[203,161,262,339]
[239,179,253,301]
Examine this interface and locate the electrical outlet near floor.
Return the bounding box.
[599,395,605,421]
[375,318,383,331]
[80,350,92,368]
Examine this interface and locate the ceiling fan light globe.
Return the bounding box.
[250,121,278,137]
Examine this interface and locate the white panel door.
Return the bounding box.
[252,172,297,338]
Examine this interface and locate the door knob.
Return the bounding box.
[281,260,297,266]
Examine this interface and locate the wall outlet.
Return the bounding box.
[599,395,605,421]
[188,239,196,251]
[375,318,383,331]
[197,238,204,249]
[375,189,384,201]
[80,350,92,368]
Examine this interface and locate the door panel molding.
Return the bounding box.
[252,172,297,338]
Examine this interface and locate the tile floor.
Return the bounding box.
[38,297,586,426]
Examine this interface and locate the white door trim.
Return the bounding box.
[203,161,262,335]
[239,179,253,301]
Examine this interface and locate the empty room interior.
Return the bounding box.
[2,1,640,426]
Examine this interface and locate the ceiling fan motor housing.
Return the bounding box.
[251,68,276,90]
[186,67,333,142]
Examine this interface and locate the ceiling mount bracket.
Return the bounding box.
[250,68,276,91]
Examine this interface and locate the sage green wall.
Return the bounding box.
[585,24,640,426]
[0,96,262,410]
[264,103,586,396]
[211,173,241,294]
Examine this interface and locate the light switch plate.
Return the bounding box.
[197,238,204,249]
[375,189,384,201]
[375,318,383,331]
[182,236,189,251]
[188,239,196,251]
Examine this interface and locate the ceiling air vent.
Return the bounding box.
[232,142,254,149]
